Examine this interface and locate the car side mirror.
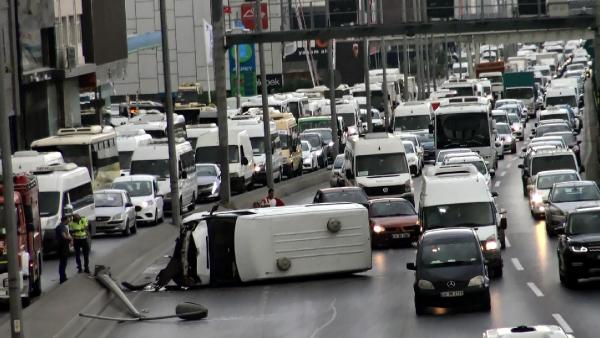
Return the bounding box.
[241,157,249,166]
[491,191,499,198]
[125,202,133,208]
[406,262,417,271]
[489,169,496,178]
[500,217,507,230]
[181,171,188,179]
[521,148,527,153]
[518,164,524,169]
[577,140,582,145]
[580,165,585,173]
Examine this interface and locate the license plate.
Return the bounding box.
[392,233,410,239]
[440,291,464,298]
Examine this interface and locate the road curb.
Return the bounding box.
[0,169,329,337]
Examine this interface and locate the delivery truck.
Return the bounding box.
[503,72,536,117]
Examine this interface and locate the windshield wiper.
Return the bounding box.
[440,142,467,149]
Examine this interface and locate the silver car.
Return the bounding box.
[92,189,137,236]
[330,154,345,187]
[195,163,221,202]
[545,181,600,236]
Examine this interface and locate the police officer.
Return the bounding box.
[69,208,90,274]
[55,207,73,284]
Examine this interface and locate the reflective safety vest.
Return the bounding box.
[69,217,88,239]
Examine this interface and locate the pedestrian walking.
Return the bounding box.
[55,208,72,284]
[260,188,285,207]
[69,211,91,274]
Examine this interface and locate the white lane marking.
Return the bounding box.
[553,313,574,333]
[511,258,524,271]
[310,299,338,338]
[505,237,511,248]
[494,181,501,188]
[506,162,512,169]
[512,157,519,162]
[500,171,507,177]
[527,282,544,297]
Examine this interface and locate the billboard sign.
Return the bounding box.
[229,44,257,96]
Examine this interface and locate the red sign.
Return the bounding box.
[223,6,232,14]
[241,3,268,30]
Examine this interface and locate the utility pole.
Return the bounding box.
[326,0,339,154]
[363,1,372,132]
[212,0,231,204]
[425,35,431,97]
[378,0,390,129]
[0,25,23,338]
[256,0,274,188]
[8,0,22,150]
[159,0,181,225]
[402,0,409,102]
[235,14,242,108]
[431,35,437,91]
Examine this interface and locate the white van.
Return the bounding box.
[344,133,414,204]
[130,140,197,213]
[392,101,433,133]
[180,203,372,285]
[420,165,505,277]
[33,163,95,253]
[229,117,284,184]
[189,124,255,192]
[544,87,579,115]
[0,150,64,173]
[115,129,152,175]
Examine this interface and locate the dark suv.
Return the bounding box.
[407,228,490,315]
[313,187,369,207]
[557,207,600,288]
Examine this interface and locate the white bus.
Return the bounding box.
[31,125,120,190]
[433,103,498,170]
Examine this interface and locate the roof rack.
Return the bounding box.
[426,164,479,177]
[57,125,108,136]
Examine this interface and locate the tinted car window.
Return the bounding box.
[551,185,600,203]
[423,202,494,228]
[321,190,368,204]
[531,155,577,176]
[537,173,579,189]
[568,212,600,235]
[420,237,481,267]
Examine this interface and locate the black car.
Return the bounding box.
[415,132,435,164]
[407,228,490,315]
[313,187,369,207]
[545,181,600,236]
[557,207,600,288]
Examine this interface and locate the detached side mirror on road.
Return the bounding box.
[406,262,416,271]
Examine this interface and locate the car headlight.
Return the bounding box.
[111,214,124,222]
[484,237,499,251]
[315,149,323,156]
[373,225,385,233]
[408,156,416,164]
[404,179,413,191]
[417,279,435,290]
[468,275,487,288]
[328,141,334,147]
[140,201,149,209]
[254,165,262,172]
[512,124,521,131]
[505,136,512,143]
[530,192,543,204]
[569,245,588,253]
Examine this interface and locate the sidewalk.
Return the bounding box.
[0,170,330,337]
[582,78,600,183]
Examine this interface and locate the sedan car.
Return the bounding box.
[507,113,525,141]
[300,132,328,168]
[557,207,600,288]
[435,148,472,166]
[369,198,419,247]
[112,175,164,225]
[545,181,600,236]
[496,122,517,155]
[528,169,581,218]
[330,154,345,187]
[92,189,137,236]
[195,163,221,202]
[313,187,369,207]
[301,140,319,172]
[407,228,490,315]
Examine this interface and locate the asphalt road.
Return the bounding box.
[81,120,599,338]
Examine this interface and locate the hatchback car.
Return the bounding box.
[92,189,137,236]
[495,122,517,155]
[313,187,369,207]
[557,207,600,288]
[330,154,345,187]
[195,163,221,202]
[112,175,164,225]
[545,181,600,236]
[301,140,319,172]
[528,169,581,218]
[369,198,419,247]
[407,228,490,315]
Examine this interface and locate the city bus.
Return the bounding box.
[31,125,121,189]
